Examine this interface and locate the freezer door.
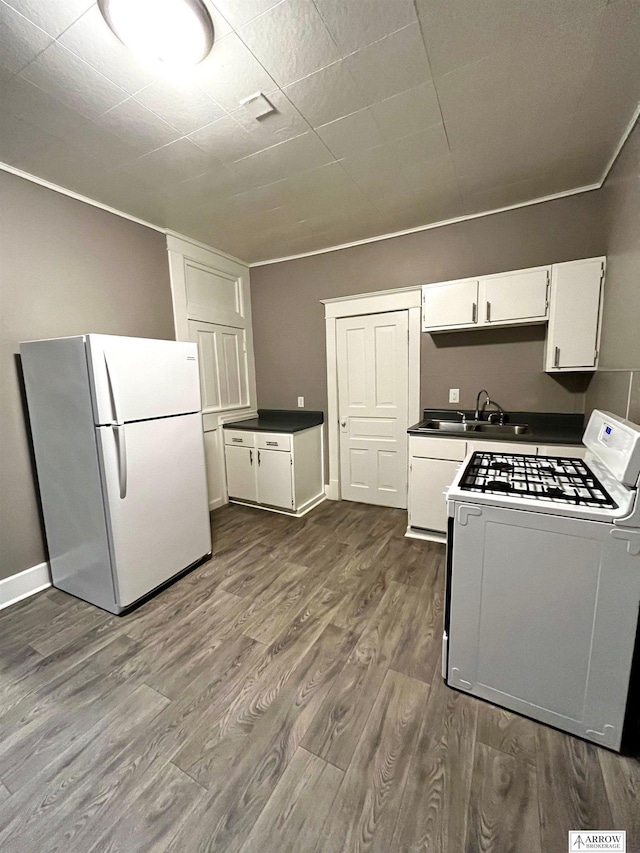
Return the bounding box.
[87,334,202,425]
[97,413,211,608]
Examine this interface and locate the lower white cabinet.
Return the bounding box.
[409,457,461,533]
[225,445,258,503]
[256,448,293,509]
[224,425,324,516]
[203,425,229,511]
[407,436,466,539]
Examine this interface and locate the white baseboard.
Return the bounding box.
[0,562,51,611]
[209,495,227,511]
[325,481,339,501]
[228,492,326,518]
[404,526,447,544]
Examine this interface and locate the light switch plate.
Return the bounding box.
[449,388,460,403]
[297,396,304,407]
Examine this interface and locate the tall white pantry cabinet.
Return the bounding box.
[167,234,258,510]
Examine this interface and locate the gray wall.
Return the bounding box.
[584,122,640,423]
[251,187,608,430]
[0,170,175,582]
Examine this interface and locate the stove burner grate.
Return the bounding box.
[459,452,617,508]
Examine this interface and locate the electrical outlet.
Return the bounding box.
[297,396,304,407]
[449,388,460,404]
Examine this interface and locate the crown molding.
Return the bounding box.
[249,182,601,267]
[0,162,166,233]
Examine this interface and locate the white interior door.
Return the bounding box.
[337,311,409,508]
[97,412,211,608]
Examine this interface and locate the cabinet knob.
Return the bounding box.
[554,346,560,368]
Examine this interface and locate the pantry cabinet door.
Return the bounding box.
[188,320,249,412]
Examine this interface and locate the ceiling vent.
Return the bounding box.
[239,92,277,120]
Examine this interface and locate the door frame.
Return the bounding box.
[322,287,422,501]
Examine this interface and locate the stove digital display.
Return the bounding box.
[599,423,614,445]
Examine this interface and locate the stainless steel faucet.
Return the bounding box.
[474,389,505,424]
[474,389,490,421]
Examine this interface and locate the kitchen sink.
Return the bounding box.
[473,423,531,435]
[421,420,479,432]
[418,420,531,435]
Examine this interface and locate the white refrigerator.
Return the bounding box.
[20,334,212,614]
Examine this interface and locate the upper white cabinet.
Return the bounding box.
[422,264,550,332]
[479,267,549,325]
[422,257,605,374]
[545,257,605,372]
[421,278,479,329]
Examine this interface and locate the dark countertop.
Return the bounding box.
[408,408,584,445]
[223,409,324,434]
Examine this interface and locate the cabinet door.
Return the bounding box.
[225,445,257,502]
[479,267,549,324]
[422,280,478,330]
[409,457,461,532]
[203,426,226,510]
[546,258,604,371]
[188,319,250,411]
[257,448,293,509]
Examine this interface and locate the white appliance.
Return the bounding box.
[20,334,212,614]
[443,410,640,751]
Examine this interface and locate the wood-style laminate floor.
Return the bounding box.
[1,500,638,852]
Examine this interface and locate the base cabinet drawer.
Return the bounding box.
[224,430,255,448]
[257,432,292,451]
[409,457,461,533]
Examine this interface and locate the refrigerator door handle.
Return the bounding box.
[114,424,128,499]
[104,351,123,425]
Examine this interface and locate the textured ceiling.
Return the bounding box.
[1,0,639,263]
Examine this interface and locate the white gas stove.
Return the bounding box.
[444,410,640,751]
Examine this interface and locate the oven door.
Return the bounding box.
[447,501,640,751]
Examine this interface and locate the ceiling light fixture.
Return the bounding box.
[98,0,214,67]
